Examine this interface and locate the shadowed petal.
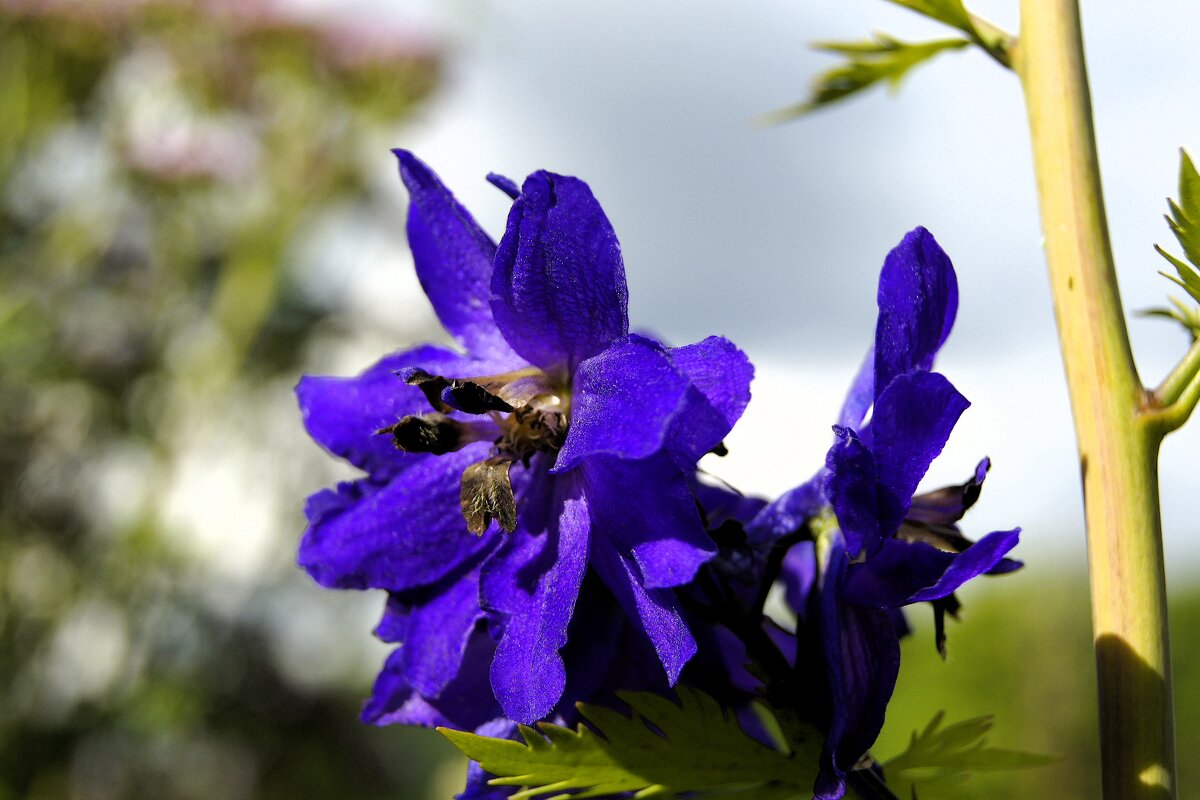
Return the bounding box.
[491,171,628,373]
[987,556,1024,575]
[874,227,959,395]
[746,473,826,543]
[591,539,697,684]
[869,370,970,517]
[827,373,968,559]
[843,529,1022,608]
[902,528,1021,603]
[296,345,471,477]
[298,442,495,591]
[552,575,673,722]
[393,150,513,358]
[825,427,901,559]
[364,625,500,730]
[555,578,629,705]
[375,564,489,698]
[815,540,901,800]
[889,607,912,640]
[692,478,769,531]
[781,540,817,616]
[482,475,591,723]
[666,336,754,463]
[360,664,448,728]
[583,453,715,590]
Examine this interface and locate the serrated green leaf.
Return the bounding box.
[439,686,822,799]
[1166,150,1200,268]
[1182,150,1200,214]
[1160,153,1200,275]
[1154,150,1200,328]
[882,711,1057,800]
[763,34,969,120]
[1158,267,1200,305]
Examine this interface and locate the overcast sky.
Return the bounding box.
[296,0,1200,576]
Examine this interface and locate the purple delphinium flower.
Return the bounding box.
[748,227,1021,799]
[296,151,752,728]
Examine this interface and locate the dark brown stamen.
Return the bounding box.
[461,457,517,535]
[390,366,569,535]
[931,594,962,659]
[442,380,514,414]
[377,413,468,455]
[402,369,453,413]
[401,368,514,414]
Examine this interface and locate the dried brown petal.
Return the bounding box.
[907,471,986,525]
[493,374,558,408]
[460,457,517,535]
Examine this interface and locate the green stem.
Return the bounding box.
[1155,336,1200,406]
[1014,1,1176,798]
[1147,373,1200,435]
[1145,337,1200,433]
[965,12,1014,69]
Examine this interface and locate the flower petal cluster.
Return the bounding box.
[296,151,752,728]
[748,227,1022,799]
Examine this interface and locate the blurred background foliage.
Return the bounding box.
[877,571,1200,799]
[0,1,463,797]
[1,1,1197,800]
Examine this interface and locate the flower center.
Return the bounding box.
[495,399,568,461]
[377,366,570,535]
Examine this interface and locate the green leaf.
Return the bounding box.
[881,0,1010,58]
[883,712,1058,799]
[1160,150,1200,276]
[1176,152,1200,266]
[1139,296,1200,341]
[762,34,970,121]
[439,687,822,799]
[1152,150,1200,334]
[884,0,974,33]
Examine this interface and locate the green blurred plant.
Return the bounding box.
[0,2,451,797]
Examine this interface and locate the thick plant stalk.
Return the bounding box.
[1014,1,1175,797]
